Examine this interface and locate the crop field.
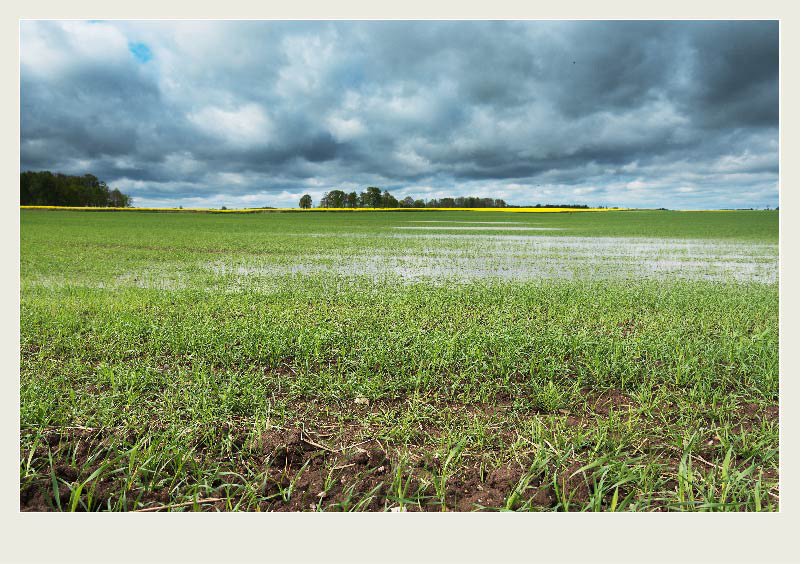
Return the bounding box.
[20,209,779,511]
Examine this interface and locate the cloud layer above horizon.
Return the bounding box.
[21,20,779,209]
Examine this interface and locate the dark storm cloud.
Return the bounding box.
[20,20,778,208]
[686,21,779,128]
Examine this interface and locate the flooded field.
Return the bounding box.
[20,209,780,513]
[207,233,777,285]
[392,226,564,231]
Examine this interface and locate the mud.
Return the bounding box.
[558,461,591,505]
[451,465,524,511]
[736,401,779,432]
[585,389,636,416]
[739,402,779,421]
[20,423,573,512]
[21,396,776,512]
[20,427,171,512]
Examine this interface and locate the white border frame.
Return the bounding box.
[3,3,798,563]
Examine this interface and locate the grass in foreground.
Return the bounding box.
[20,210,779,511]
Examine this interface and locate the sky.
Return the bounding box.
[20,20,779,209]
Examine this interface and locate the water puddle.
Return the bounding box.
[204,236,777,284]
[393,226,564,231]
[405,220,530,224]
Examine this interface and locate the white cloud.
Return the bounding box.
[21,21,130,76]
[326,116,366,141]
[187,104,272,147]
[625,180,648,190]
[276,31,337,97]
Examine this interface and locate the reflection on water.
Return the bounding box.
[207,234,778,284]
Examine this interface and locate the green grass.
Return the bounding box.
[20,209,779,511]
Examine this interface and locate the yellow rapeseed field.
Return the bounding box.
[20,205,623,213]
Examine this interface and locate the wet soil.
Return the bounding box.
[20,421,566,512]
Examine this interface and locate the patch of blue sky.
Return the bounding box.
[128,42,153,63]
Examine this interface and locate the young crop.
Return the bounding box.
[19,209,779,512]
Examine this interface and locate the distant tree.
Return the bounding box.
[299,194,312,209]
[292,187,594,211]
[20,171,133,207]
[108,188,132,208]
[221,206,228,210]
[381,190,399,208]
[330,190,347,207]
[362,187,383,208]
[418,196,509,208]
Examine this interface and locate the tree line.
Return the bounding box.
[21,171,132,207]
[300,188,595,209]
[302,187,509,209]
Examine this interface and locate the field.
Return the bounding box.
[20,209,779,511]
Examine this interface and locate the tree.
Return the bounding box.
[344,191,359,208]
[108,188,132,207]
[381,190,398,208]
[320,190,346,208]
[299,194,312,209]
[20,171,133,207]
[400,196,415,208]
[362,187,383,208]
[329,190,346,208]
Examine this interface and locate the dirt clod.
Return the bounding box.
[591,389,635,415]
[351,450,370,465]
[558,462,590,505]
[366,447,389,468]
[55,463,78,483]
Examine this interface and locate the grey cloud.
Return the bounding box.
[20,20,779,208]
